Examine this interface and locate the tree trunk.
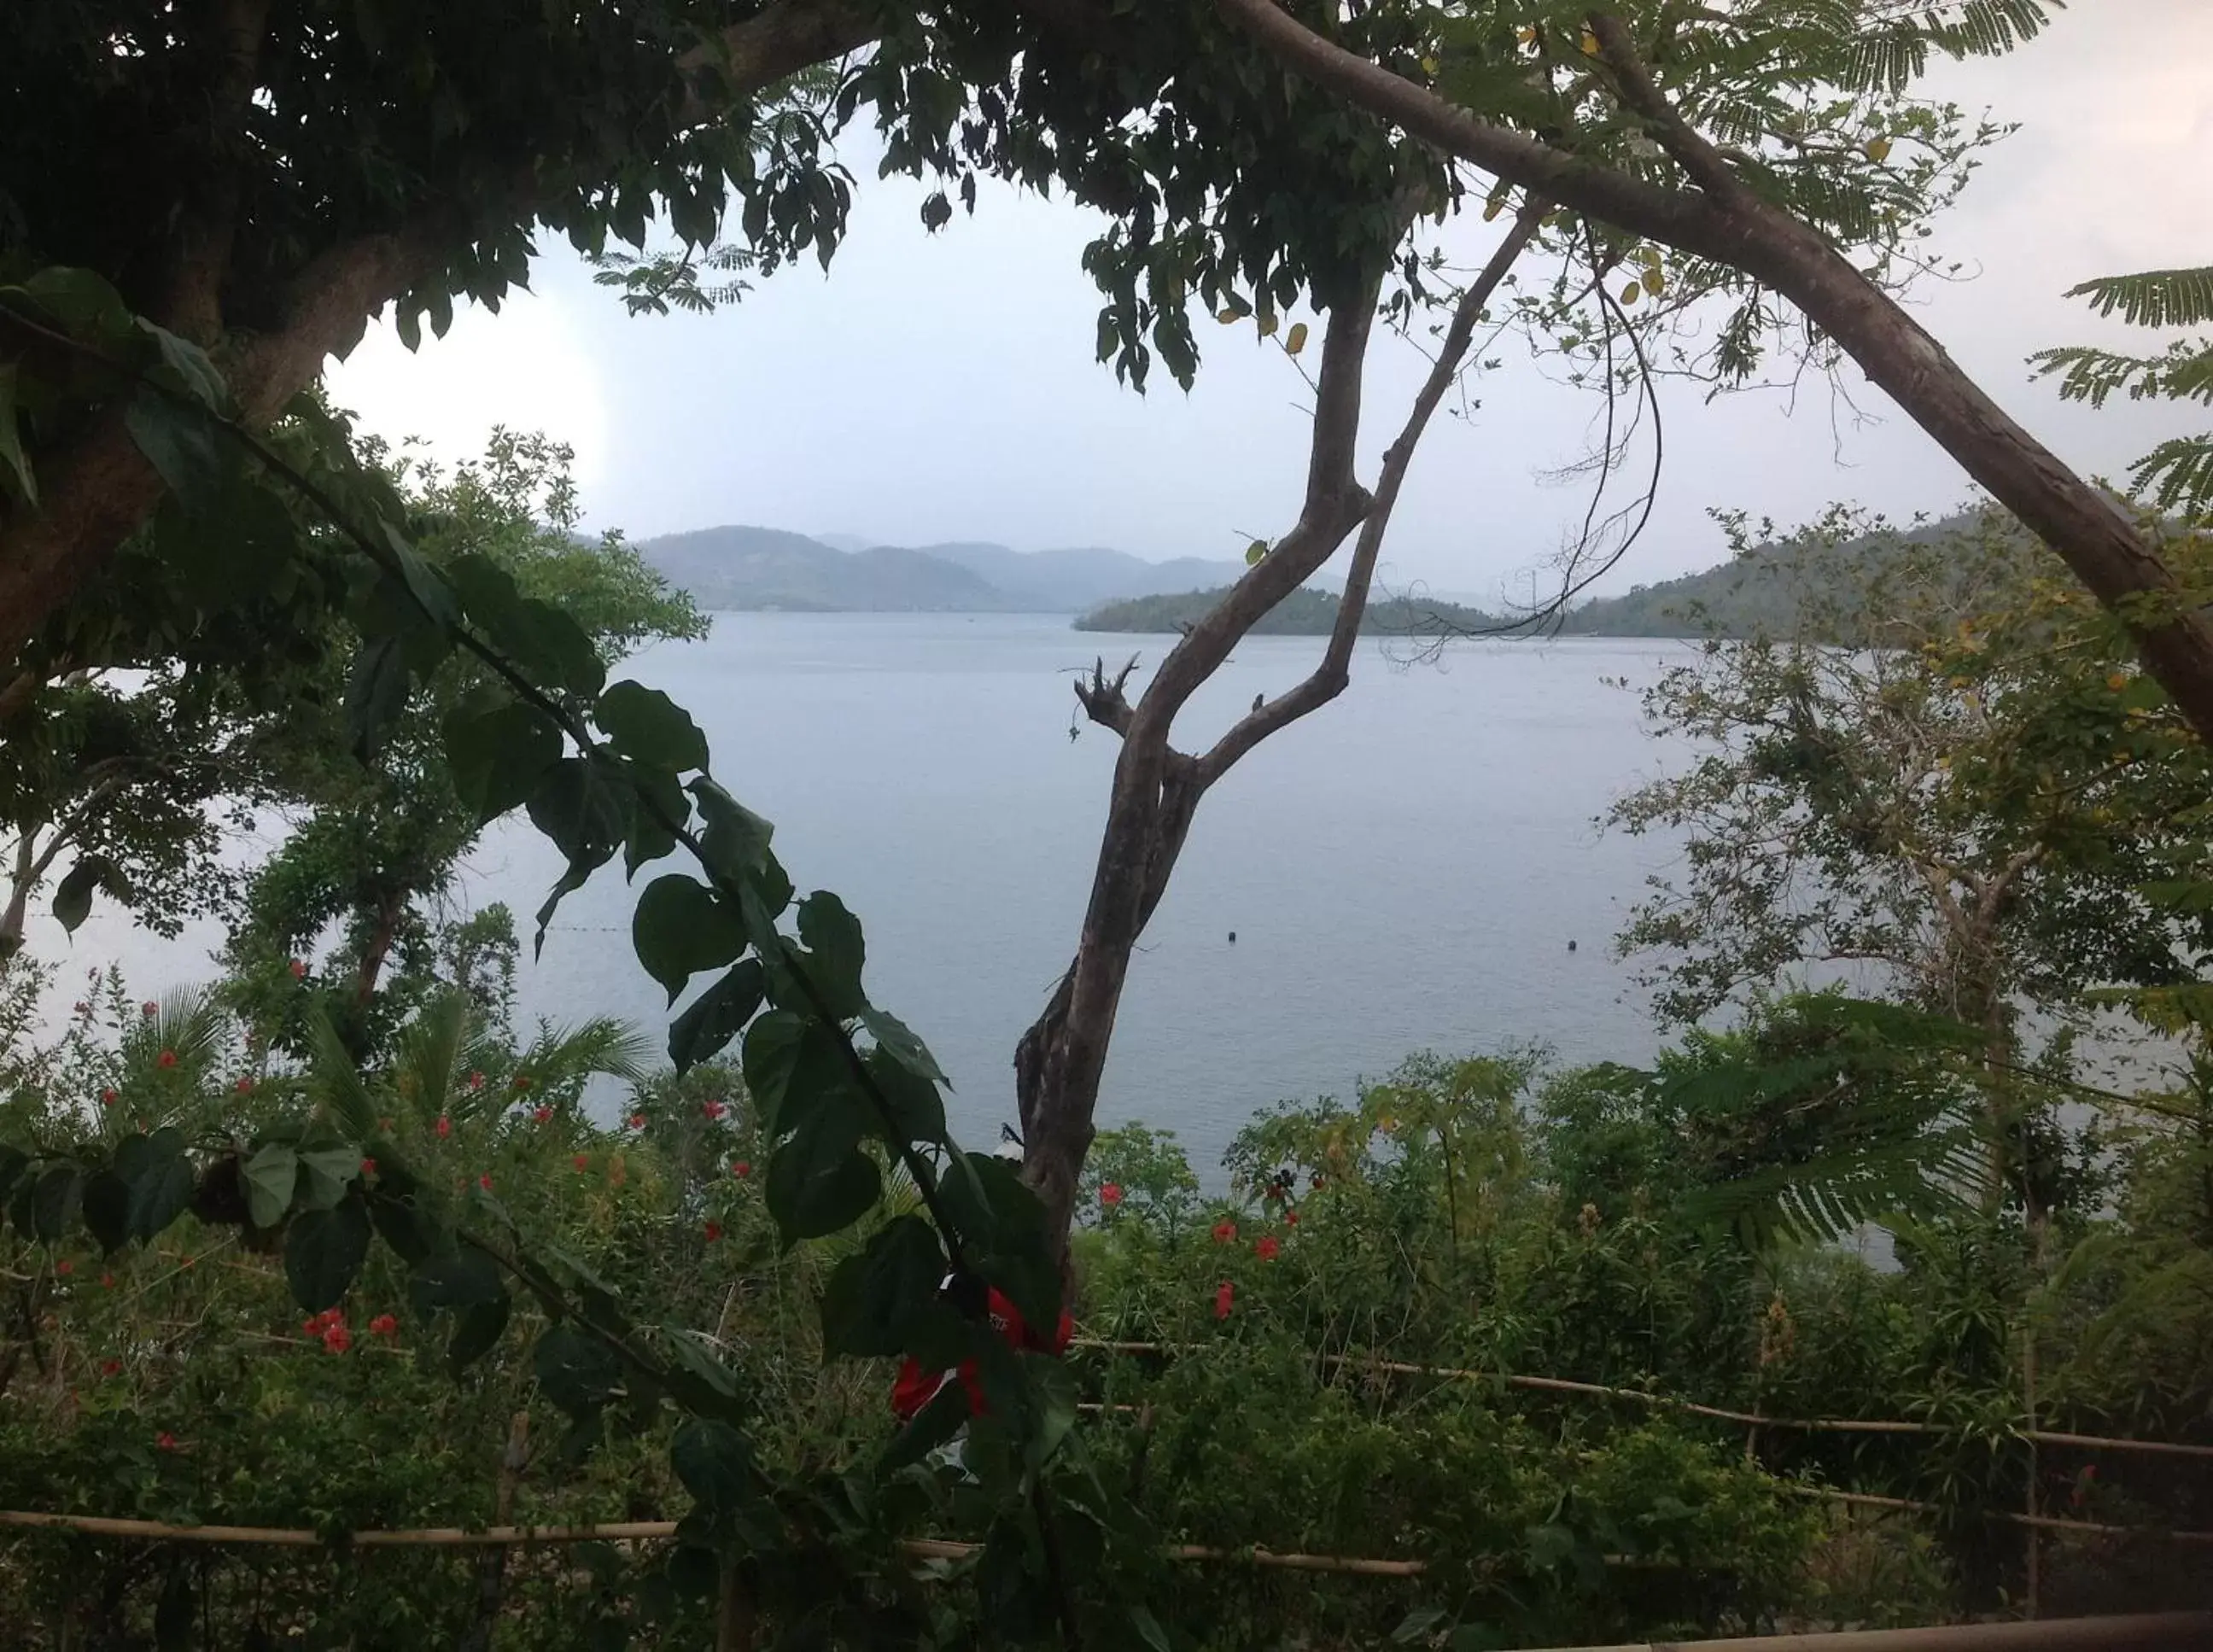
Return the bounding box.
[354,888,406,1005]
[1015,761,1204,1246]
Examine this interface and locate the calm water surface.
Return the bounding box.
[471,616,1691,1170]
[65,616,1698,1175]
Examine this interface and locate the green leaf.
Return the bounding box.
[448,1294,511,1375]
[596,681,709,774]
[0,1147,27,1210]
[631,875,747,1004]
[862,1046,946,1148]
[766,1137,879,1243]
[125,388,229,510]
[0,363,34,503]
[52,854,125,934]
[285,1196,372,1312]
[446,554,605,698]
[820,1215,946,1358]
[242,1142,300,1229]
[860,1006,947,1086]
[692,779,774,882]
[30,1166,82,1243]
[10,266,133,345]
[130,1153,196,1242]
[343,636,413,762]
[295,1147,363,1212]
[671,1418,759,1514]
[795,890,867,1019]
[741,1010,856,1141]
[669,959,767,1074]
[659,1327,745,1421]
[445,693,563,820]
[1246,539,1269,567]
[534,1323,625,1419]
[137,319,229,408]
[527,758,629,949]
[82,1170,131,1256]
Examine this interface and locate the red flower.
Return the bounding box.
[141,1001,158,1018]
[1214,1281,1234,1321]
[1284,1211,1299,1227]
[55,1260,73,1276]
[628,1113,645,1130]
[1254,1236,1280,1261]
[732,1159,751,1178]
[235,1077,253,1095]
[322,1323,353,1354]
[156,1050,178,1070]
[155,1432,178,1451]
[435,1115,453,1138]
[99,1088,117,1106]
[301,1319,318,1336]
[532,1105,553,1124]
[368,1314,399,1338]
[477,1173,493,1193]
[704,1221,723,1241]
[511,1074,531,1092]
[573,1153,590,1172]
[1099,1182,1124,1207]
[1310,1173,1325,1190]
[703,1099,727,1121]
[1211,1220,1237,1245]
[99,1272,114,1289]
[101,1359,120,1377]
[468,1071,485,1091]
[360,1158,377,1177]
[289,958,307,979]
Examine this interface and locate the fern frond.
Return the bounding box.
[2064,266,2213,330]
[2131,436,2213,517]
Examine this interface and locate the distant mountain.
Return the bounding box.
[635,526,1251,613]
[1076,512,2023,639]
[913,542,1250,610]
[637,526,1017,612]
[1077,586,1506,636]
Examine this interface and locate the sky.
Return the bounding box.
[326,0,2213,603]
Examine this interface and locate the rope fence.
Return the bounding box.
[1071,1340,2213,1462]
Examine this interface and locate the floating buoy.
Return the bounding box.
[1228,931,1237,943]
[1568,939,1578,952]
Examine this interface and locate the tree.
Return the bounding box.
[225,429,705,1057]
[1207,0,2213,744]
[1609,504,2212,1211]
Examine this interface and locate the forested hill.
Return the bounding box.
[1074,586,1505,635]
[1078,512,2005,638]
[636,525,1248,612]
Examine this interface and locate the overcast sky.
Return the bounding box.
[327,0,2213,601]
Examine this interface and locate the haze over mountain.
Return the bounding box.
[636,525,1248,612]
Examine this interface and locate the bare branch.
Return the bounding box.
[1197,204,1544,786]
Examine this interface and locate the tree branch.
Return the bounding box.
[1213,0,2213,753]
[1197,203,1543,787]
[0,0,886,668]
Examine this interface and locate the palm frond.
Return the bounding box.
[128,984,231,1082]
[514,1018,656,1091]
[395,989,472,1124]
[306,1007,380,1141]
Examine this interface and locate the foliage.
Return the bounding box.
[2034,266,2213,517]
[221,429,704,1061]
[1608,502,2213,1043]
